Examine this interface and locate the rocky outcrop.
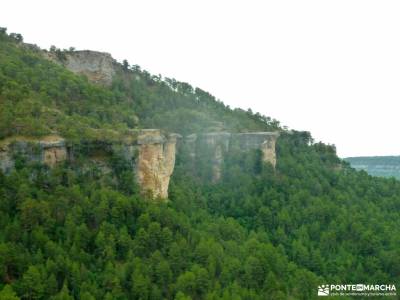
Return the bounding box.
[0,131,181,200]
[197,132,231,182]
[188,132,279,181]
[186,134,198,159]
[40,139,68,167]
[44,50,117,86]
[231,132,279,167]
[0,131,278,199]
[136,130,181,199]
[0,136,67,173]
[0,145,14,174]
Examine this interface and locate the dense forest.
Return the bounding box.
[0,28,399,299]
[345,156,400,179]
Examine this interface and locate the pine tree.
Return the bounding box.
[0,285,20,300]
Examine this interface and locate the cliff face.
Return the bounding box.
[0,131,278,199]
[136,130,181,199]
[0,145,14,174]
[40,139,68,167]
[44,50,117,86]
[0,136,67,173]
[189,132,279,181]
[0,131,181,200]
[197,132,231,182]
[232,132,278,167]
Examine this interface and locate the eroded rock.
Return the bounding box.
[40,139,68,167]
[0,136,67,173]
[0,130,278,199]
[232,132,279,167]
[199,132,231,182]
[187,131,279,181]
[137,130,181,199]
[0,145,14,174]
[44,50,117,86]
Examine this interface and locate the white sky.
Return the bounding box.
[2,0,400,157]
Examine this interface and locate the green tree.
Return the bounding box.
[175,271,195,297]
[174,291,192,300]
[0,285,20,300]
[51,281,73,300]
[20,266,44,300]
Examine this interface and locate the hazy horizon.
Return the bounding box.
[2,0,400,157]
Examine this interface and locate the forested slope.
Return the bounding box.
[0,28,279,142]
[0,28,399,300]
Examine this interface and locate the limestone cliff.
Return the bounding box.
[0,131,278,199]
[44,50,117,86]
[0,136,67,173]
[232,132,279,167]
[136,130,181,199]
[0,144,14,174]
[196,132,231,182]
[188,132,279,181]
[40,139,68,167]
[0,131,181,200]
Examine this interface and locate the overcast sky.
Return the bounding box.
[2,0,400,157]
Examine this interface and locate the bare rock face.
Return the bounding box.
[0,130,278,200]
[187,131,279,181]
[232,132,279,167]
[186,134,198,159]
[136,130,181,199]
[0,136,67,173]
[44,50,117,86]
[199,132,231,182]
[0,132,181,200]
[40,139,68,167]
[0,145,14,174]
[63,51,116,86]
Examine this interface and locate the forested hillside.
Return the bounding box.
[0,28,279,142]
[0,28,399,300]
[345,156,400,179]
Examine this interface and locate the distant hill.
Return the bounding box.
[344,156,400,178]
